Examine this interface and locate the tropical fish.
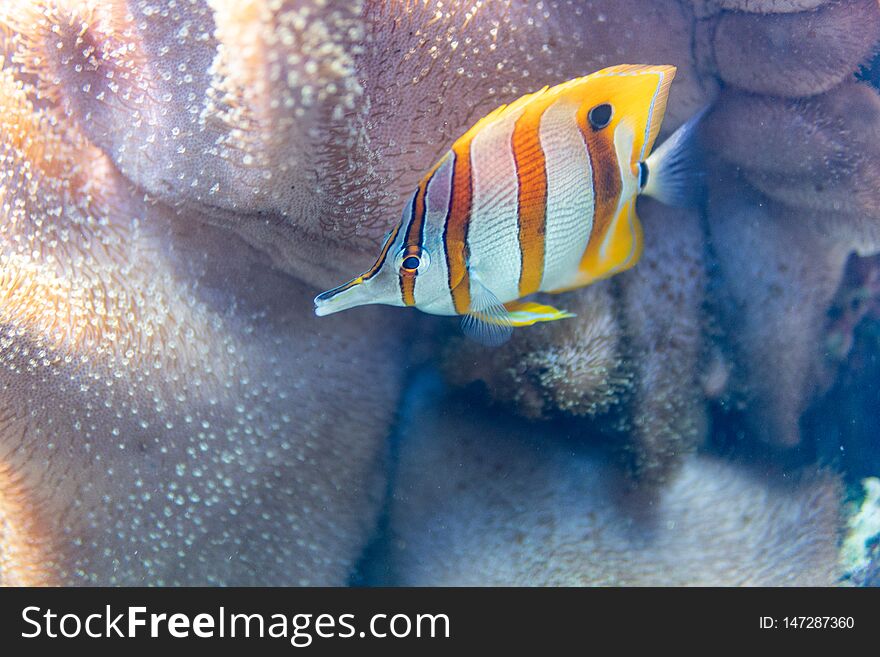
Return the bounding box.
[314,64,701,345]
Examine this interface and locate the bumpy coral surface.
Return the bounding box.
[0,0,408,585]
[1,0,878,585]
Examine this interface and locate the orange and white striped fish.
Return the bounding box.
[315,64,702,345]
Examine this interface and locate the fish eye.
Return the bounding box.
[588,103,613,130]
[402,256,421,271]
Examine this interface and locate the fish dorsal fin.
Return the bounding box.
[460,274,513,347]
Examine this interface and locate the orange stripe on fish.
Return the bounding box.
[400,177,429,306]
[512,101,548,298]
[578,99,622,249]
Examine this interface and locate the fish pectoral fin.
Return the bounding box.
[460,274,513,347]
[503,301,575,327]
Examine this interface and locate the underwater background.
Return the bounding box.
[0,0,879,586]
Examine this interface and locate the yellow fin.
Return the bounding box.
[551,198,644,293]
[502,301,575,327]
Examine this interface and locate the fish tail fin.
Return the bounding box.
[642,105,708,207]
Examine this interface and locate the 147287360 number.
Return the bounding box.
[783,617,854,629]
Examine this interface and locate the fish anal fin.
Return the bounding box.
[503,301,575,327]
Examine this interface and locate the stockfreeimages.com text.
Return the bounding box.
[21,606,451,646]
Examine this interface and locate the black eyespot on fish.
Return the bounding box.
[588,103,613,130]
[402,256,421,271]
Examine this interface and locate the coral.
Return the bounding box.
[0,0,405,585]
[700,4,880,452]
[700,85,880,448]
[382,380,843,586]
[705,180,853,446]
[694,0,830,12]
[825,254,880,364]
[809,283,880,481]
[710,0,880,97]
[705,84,880,239]
[616,203,708,479]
